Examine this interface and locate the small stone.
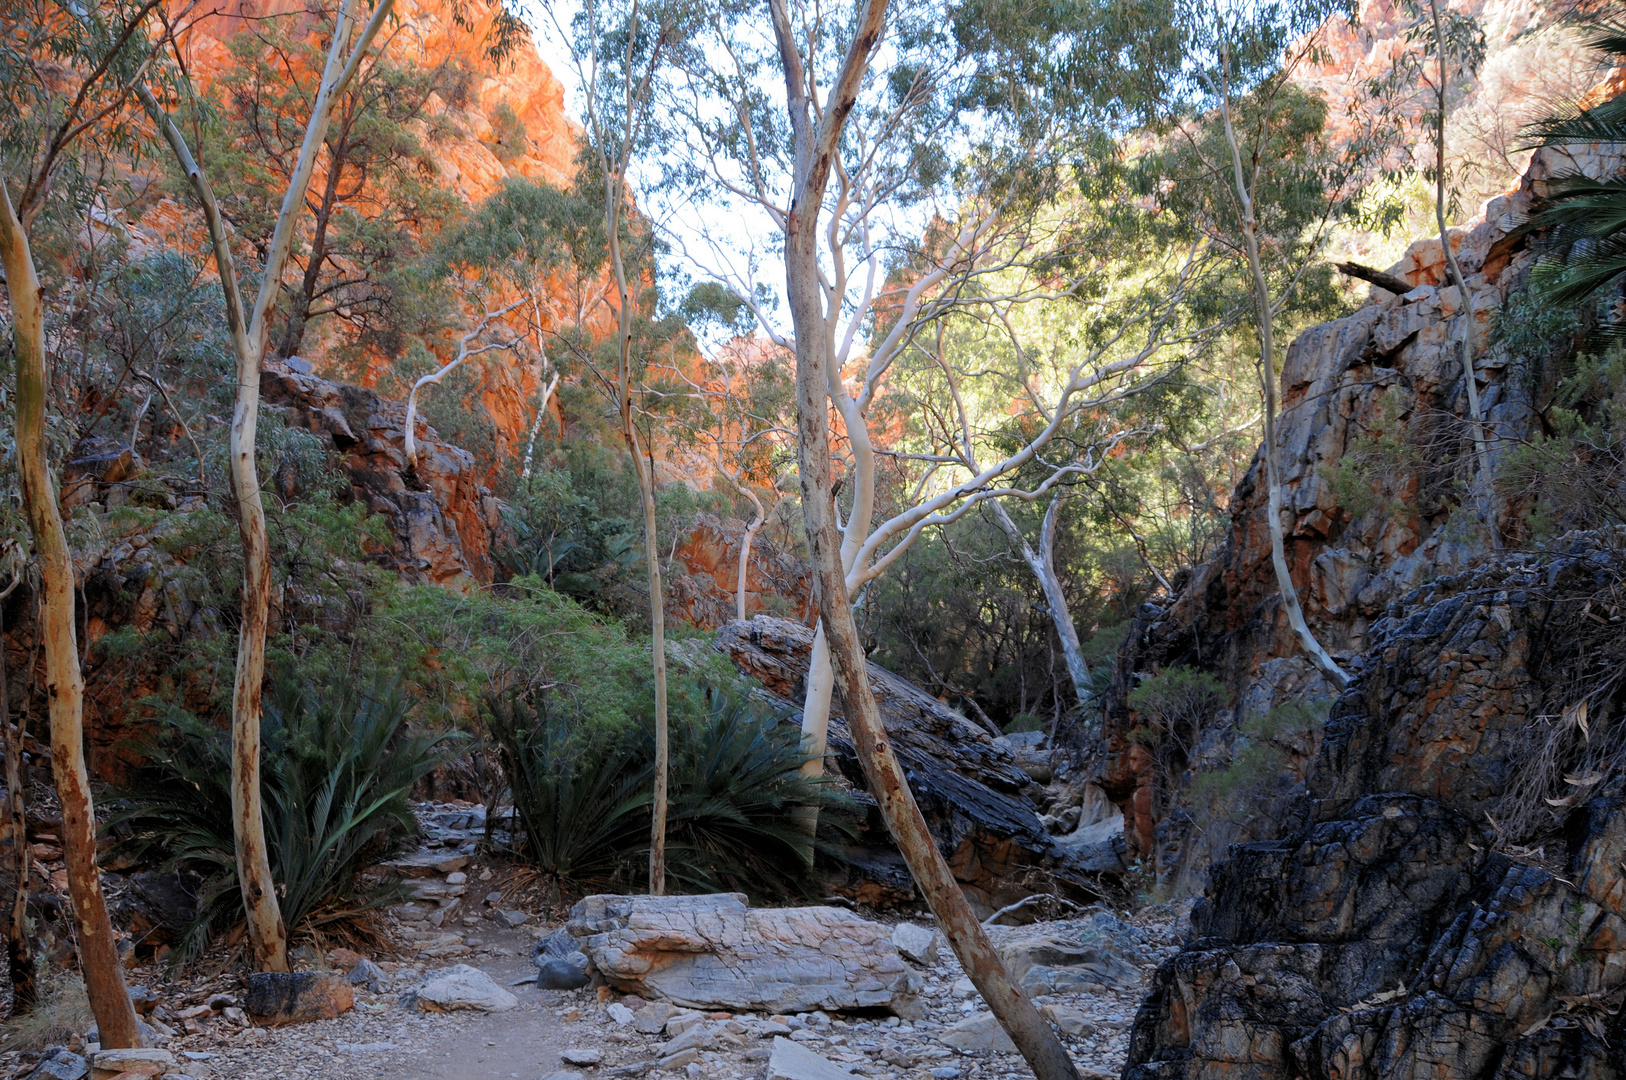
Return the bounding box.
[607,1003,636,1026]
[930,1069,961,1080]
[665,1010,705,1037]
[1039,1003,1093,1037]
[336,1043,395,1053]
[497,909,530,928]
[635,1001,680,1034]
[658,1049,701,1070]
[326,948,365,971]
[221,1007,245,1023]
[348,959,387,990]
[485,890,504,906]
[950,978,976,999]
[478,869,494,881]
[412,964,519,1012]
[178,1054,218,1063]
[88,1048,175,1076]
[890,923,940,966]
[25,1048,87,1080]
[446,871,468,885]
[535,928,592,989]
[126,986,158,1015]
[563,1049,604,1066]
[244,972,353,1026]
[431,855,468,874]
[765,1037,857,1080]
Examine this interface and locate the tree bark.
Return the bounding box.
[0,180,141,1047]
[770,1,1079,1075]
[1217,66,1350,691]
[990,498,1091,710]
[0,591,36,1017]
[630,425,669,895]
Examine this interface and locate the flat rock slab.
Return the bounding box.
[412,963,519,1012]
[88,1048,175,1077]
[767,1037,857,1080]
[569,893,920,1015]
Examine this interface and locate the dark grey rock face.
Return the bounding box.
[1125,546,1626,1080]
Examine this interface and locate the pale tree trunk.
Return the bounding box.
[0,583,36,1017]
[990,498,1091,710]
[1428,0,1497,547]
[0,181,141,1047]
[1218,72,1350,691]
[630,426,669,894]
[602,158,667,895]
[770,2,1079,1075]
[138,0,396,970]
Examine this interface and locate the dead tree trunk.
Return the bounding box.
[0,180,141,1047]
[769,2,1080,1075]
[990,498,1091,710]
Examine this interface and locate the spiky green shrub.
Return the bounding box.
[490,681,851,900]
[109,682,464,961]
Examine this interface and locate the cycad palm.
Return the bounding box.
[1526,21,1626,306]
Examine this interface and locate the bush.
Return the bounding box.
[109,681,464,962]
[490,680,851,901]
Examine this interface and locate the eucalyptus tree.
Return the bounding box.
[656,0,1214,1070]
[0,0,167,1045]
[666,0,1212,826]
[533,0,695,893]
[1150,0,1413,690]
[1372,0,1493,519]
[137,0,401,972]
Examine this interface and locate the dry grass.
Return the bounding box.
[0,969,91,1054]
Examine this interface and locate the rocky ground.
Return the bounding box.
[0,805,1179,1080]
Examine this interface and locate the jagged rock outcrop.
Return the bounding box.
[1124,540,1626,1080]
[263,357,509,587]
[1096,139,1626,881]
[665,515,813,629]
[714,616,1123,914]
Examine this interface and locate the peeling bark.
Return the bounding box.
[0,179,141,1047]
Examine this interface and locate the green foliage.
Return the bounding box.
[1497,342,1626,539]
[490,680,850,900]
[1127,666,1230,782]
[1186,700,1326,826]
[487,102,529,164]
[109,682,463,962]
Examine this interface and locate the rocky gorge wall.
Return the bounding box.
[1095,137,1626,886]
[1124,537,1626,1080]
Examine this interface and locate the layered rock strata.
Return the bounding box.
[1125,542,1626,1080]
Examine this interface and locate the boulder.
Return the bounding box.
[243,972,353,1026]
[568,893,921,1015]
[766,1037,858,1080]
[409,964,518,1013]
[890,923,940,966]
[533,927,592,990]
[939,1013,1016,1053]
[26,1049,87,1080]
[986,924,1144,994]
